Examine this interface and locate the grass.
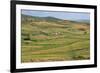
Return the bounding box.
[21,14,90,63]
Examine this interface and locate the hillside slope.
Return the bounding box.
[21,14,90,62]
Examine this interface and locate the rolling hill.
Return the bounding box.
[21,14,90,63]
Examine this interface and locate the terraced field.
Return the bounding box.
[21,14,90,63]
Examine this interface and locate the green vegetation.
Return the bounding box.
[21,14,90,63]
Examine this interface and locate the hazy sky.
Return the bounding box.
[21,9,90,21]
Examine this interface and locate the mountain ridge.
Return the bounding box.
[21,14,90,24]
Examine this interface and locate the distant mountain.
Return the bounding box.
[79,20,90,24]
[21,14,90,25]
[21,14,62,23]
[72,19,90,24]
[43,16,62,21]
[21,14,43,22]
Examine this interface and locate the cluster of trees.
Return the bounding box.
[22,33,31,40]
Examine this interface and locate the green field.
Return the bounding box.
[21,14,90,63]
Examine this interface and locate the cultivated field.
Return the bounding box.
[21,14,90,63]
